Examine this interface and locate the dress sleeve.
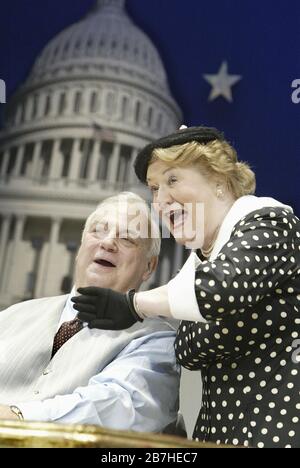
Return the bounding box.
[168,251,206,322]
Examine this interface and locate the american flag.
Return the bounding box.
[91,122,116,142]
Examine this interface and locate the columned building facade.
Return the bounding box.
[0,0,185,308]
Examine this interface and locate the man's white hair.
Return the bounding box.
[83,192,161,258]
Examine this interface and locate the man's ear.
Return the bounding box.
[142,256,158,282]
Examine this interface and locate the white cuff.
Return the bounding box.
[167,252,208,323]
[16,401,50,422]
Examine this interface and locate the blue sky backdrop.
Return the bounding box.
[0,0,299,212]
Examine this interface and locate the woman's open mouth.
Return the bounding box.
[169,209,187,230]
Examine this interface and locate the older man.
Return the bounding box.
[0,192,180,432]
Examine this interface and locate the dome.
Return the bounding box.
[28,0,168,92]
[0,0,183,313]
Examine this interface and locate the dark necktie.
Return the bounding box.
[51,318,83,358]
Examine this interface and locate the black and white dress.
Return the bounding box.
[174,201,300,448]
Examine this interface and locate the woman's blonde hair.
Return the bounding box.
[150,139,256,199]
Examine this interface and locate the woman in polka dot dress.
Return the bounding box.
[132,126,300,448]
[76,126,300,448]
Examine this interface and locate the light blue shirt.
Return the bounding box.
[16,293,180,432]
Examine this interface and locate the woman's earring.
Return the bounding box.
[216,186,224,199]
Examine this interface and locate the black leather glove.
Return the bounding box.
[71,286,143,330]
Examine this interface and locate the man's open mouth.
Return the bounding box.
[94,259,116,268]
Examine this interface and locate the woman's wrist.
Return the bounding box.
[133,293,147,320]
[134,286,172,320]
[126,289,143,322]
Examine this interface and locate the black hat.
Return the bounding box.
[134,126,225,183]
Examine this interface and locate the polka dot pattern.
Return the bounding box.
[175,208,300,448]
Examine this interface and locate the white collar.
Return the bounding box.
[57,286,79,329]
[207,195,293,261]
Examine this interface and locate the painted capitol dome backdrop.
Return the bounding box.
[0,0,184,309]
